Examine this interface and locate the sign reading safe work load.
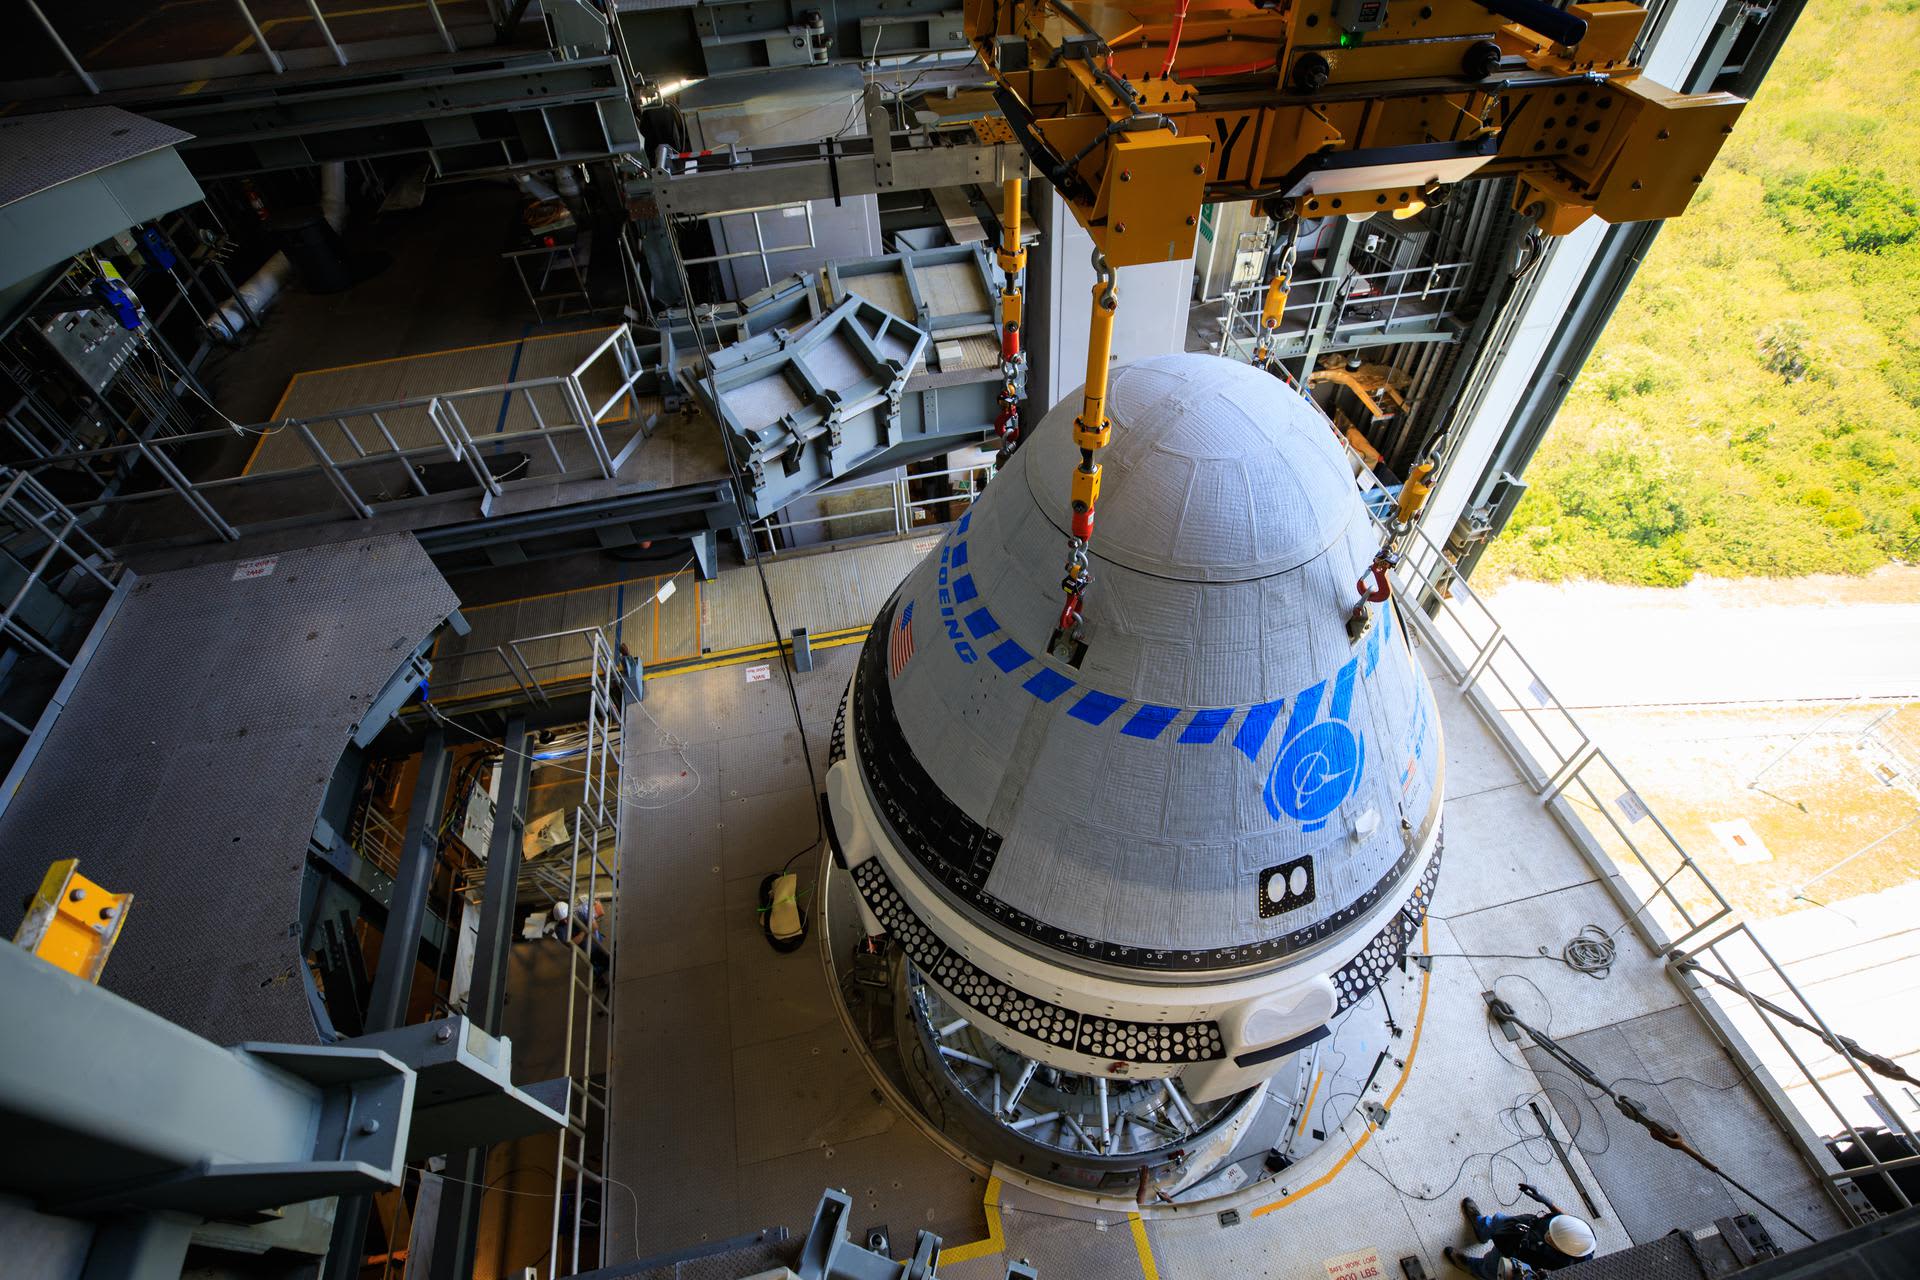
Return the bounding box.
[232,556,277,581]
[1323,1247,1384,1280]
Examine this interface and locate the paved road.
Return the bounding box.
[1480,580,1920,708]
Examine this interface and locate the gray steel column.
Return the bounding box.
[427,716,530,1280]
[465,715,531,1032]
[81,1215,196,1280]
[364,727,451,1033]
[1293,216,1363,379]
[327,727,450,1280]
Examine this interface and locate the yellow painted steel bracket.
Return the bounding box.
[13,858,131,983]
[965,0,1745,267]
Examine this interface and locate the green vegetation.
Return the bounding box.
[1479,0,1920,586]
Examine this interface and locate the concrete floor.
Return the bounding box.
[600,530,1850,1278]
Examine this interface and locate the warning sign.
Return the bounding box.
[232,556,277,581]
[1324,1247,1384,1280]
[745,664,772,683]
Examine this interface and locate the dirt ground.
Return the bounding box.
[1567,700,1920,920]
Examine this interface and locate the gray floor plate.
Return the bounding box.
[608,643,988,1259]
[0,534,456,1045]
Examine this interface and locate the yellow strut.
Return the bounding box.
[1065,255,1117,595]
[999,179,1025,330]
[1395,459,1436,526]
[1252,270,1290,363]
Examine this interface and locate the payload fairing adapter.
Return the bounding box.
[825,353,1443,1190]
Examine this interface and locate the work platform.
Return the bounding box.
[604,531,1849,1277]
[0,533,458,1045]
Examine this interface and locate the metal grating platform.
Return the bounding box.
[0,534,458,1046]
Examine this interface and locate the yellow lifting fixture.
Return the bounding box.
[1057,251,1118,639]
[969,0,1745,633]
[13,858,132,984]
[994,178,1029,460]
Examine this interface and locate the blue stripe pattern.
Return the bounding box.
[1178,708,1235,744]
[1120,704,1180,740]
[988,639,1031,673]
[1068,690,1125,726]
[929,526,1400,775]
[1232,699,1286,763]
[1024,668,1075,702]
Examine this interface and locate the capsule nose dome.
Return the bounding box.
[850,352,1443,974]
[1023,352,1358,581]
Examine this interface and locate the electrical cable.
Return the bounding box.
[408,1163,643,1262]
[620,698,702,811]
[662,219,825,882]
[137,329,289,436]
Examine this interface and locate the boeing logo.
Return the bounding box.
[1264,661,1366,832]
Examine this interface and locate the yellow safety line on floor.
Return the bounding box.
[1249,917,1432,1218]
[1295,1068,1324,1139]
[938,1176,1005,1265]
[428,624,870,707]
[1127,1212,1161,1280]
[289,323,617,381]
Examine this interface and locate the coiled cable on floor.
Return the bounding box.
[1559,925,1616,980]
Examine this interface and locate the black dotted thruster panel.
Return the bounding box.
[1330,834,1444,1013]
[851,859,944,970]
[848,857,1226,1063]
[1257,855,1317,919]
[1077,1017,1225,1064]
[929,953,1080,1050]
[828,679,850,766]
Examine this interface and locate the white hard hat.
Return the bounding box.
[552,901,571,920]
[1547,1214,1596,1257]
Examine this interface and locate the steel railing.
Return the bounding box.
[17,326,654,543]
[1384,507,1913,1221]
[0,469,126,740]
[1213,259,1474,360]
[547,624,623,1277]
[750,461,993,556]
[756,405,1918,1226]
[445,624,624,1277]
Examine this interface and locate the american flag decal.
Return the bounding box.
[889,599,916,679]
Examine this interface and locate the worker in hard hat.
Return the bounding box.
[1443,1184,1596,1277]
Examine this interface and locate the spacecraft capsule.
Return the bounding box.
[826,353,1443,1178]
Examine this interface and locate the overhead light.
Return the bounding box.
[1393,200,1428,220]
[655,78,698,98]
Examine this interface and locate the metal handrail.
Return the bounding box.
[751,461,993,555]
[1378,506,1913,1219]
[0,469,127,743]
[18,326,652,542]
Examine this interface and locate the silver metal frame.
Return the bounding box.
[1214,260,1474,362]
[1388,511,1915,1219]
[444,623,625,1272]
[0,470,124,739]
[681,201,820,296]
[20,327,653,542]
[750,461,993,555]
